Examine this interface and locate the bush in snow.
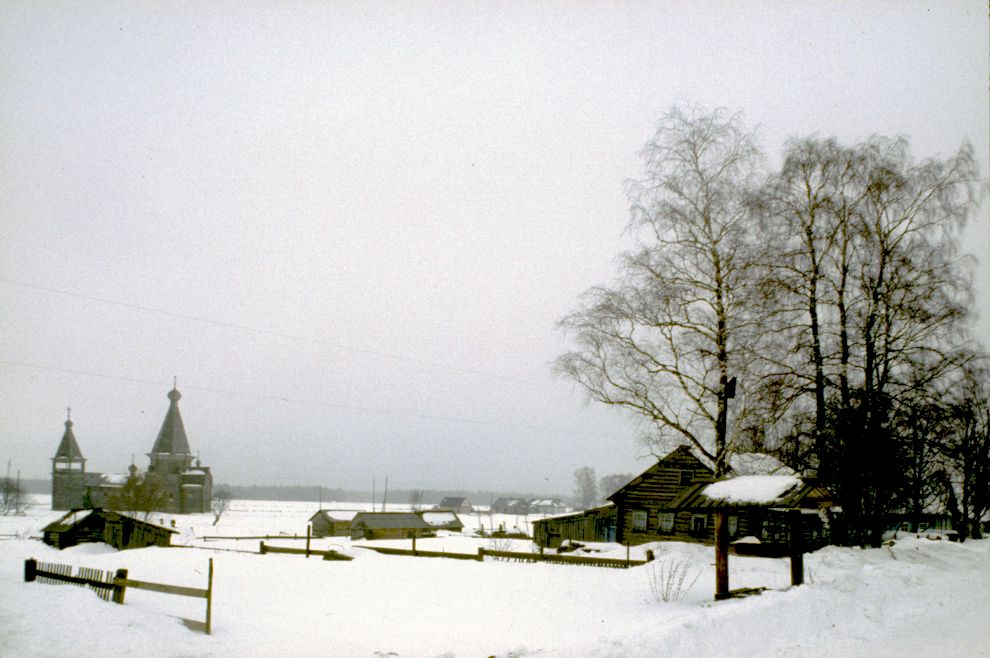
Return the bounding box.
[646,555,700,603]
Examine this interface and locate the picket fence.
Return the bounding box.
[24,558,214,634]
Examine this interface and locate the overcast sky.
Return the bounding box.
[1,1,987,496]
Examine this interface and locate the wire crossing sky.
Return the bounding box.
[1,1,987,493]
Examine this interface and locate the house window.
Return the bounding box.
[632,510,648,532]
[691,513,708,538]
[680,469,693,486]
[728,515,738,537]
[761,517,787,543]
[658,512,675,534]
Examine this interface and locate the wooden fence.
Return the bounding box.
[24,558,214,634]
[258,541,353,561]
[202,534,309,541]
[354,545,647,568]
[24,559,120,601]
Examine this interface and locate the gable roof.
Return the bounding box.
[309,509,358,522]
[438,497,469,507]
[53,418,85,462]
[492,497,527,506]
[42,508,178,534]
[351,512,431,530]
[150,387,191,455]
[668,477,834,510]
[418,511,463,528]
[607,445,713,502]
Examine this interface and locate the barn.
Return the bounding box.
[42,508,177,550]
[349,512,433,540]
[308,509,357,538]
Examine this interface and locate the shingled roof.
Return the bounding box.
[150,386,191,455]
[351,512,431,530]
[53,417,85,462]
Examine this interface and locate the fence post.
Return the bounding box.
[205,558,213,635]
[260,541,267,555]
[477,547,484,562]
[24,558,36,583]
[789,510,804,586]
[306,525,311,558]
[112,568,128,604]
[714,511,730,600]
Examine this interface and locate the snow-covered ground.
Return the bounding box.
[2,495,988,657]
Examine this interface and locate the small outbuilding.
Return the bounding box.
[350,512,433,540]
[669,475,835,553]
[533,504,617,548]
[309,509,358,538]
[436,497,473,514]
[42,508,177,550]
[491,497,530,515]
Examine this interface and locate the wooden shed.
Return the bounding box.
[309,509,357,538]
[533,504,616,548]
[350,512,433,540]
[42,508,177,550]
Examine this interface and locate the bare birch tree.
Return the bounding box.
[752,134,978,544]
[556,106,765,476]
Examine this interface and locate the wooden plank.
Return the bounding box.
[115,578,208,599]
[355,545,645,568]
[202,535,309,541]
[35,569,116,589]
[260,544,353,560]
[354,546,481,561]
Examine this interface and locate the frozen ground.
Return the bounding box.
[1,495,988,657]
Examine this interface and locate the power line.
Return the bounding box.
[0,277,543,386]
[0,359,605,438]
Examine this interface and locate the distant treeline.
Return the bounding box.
[16,478,561,507]
[222,484,559,507]
[16,478,49,495]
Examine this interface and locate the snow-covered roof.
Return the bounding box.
[101,473,130,486]
[530,499,564,507]
[702,475,803,504]
[421,511,462,527]
[310,509,358,522]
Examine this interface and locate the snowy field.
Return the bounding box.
[2,496,989,657]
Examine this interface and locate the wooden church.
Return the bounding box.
[51,385,213,514]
